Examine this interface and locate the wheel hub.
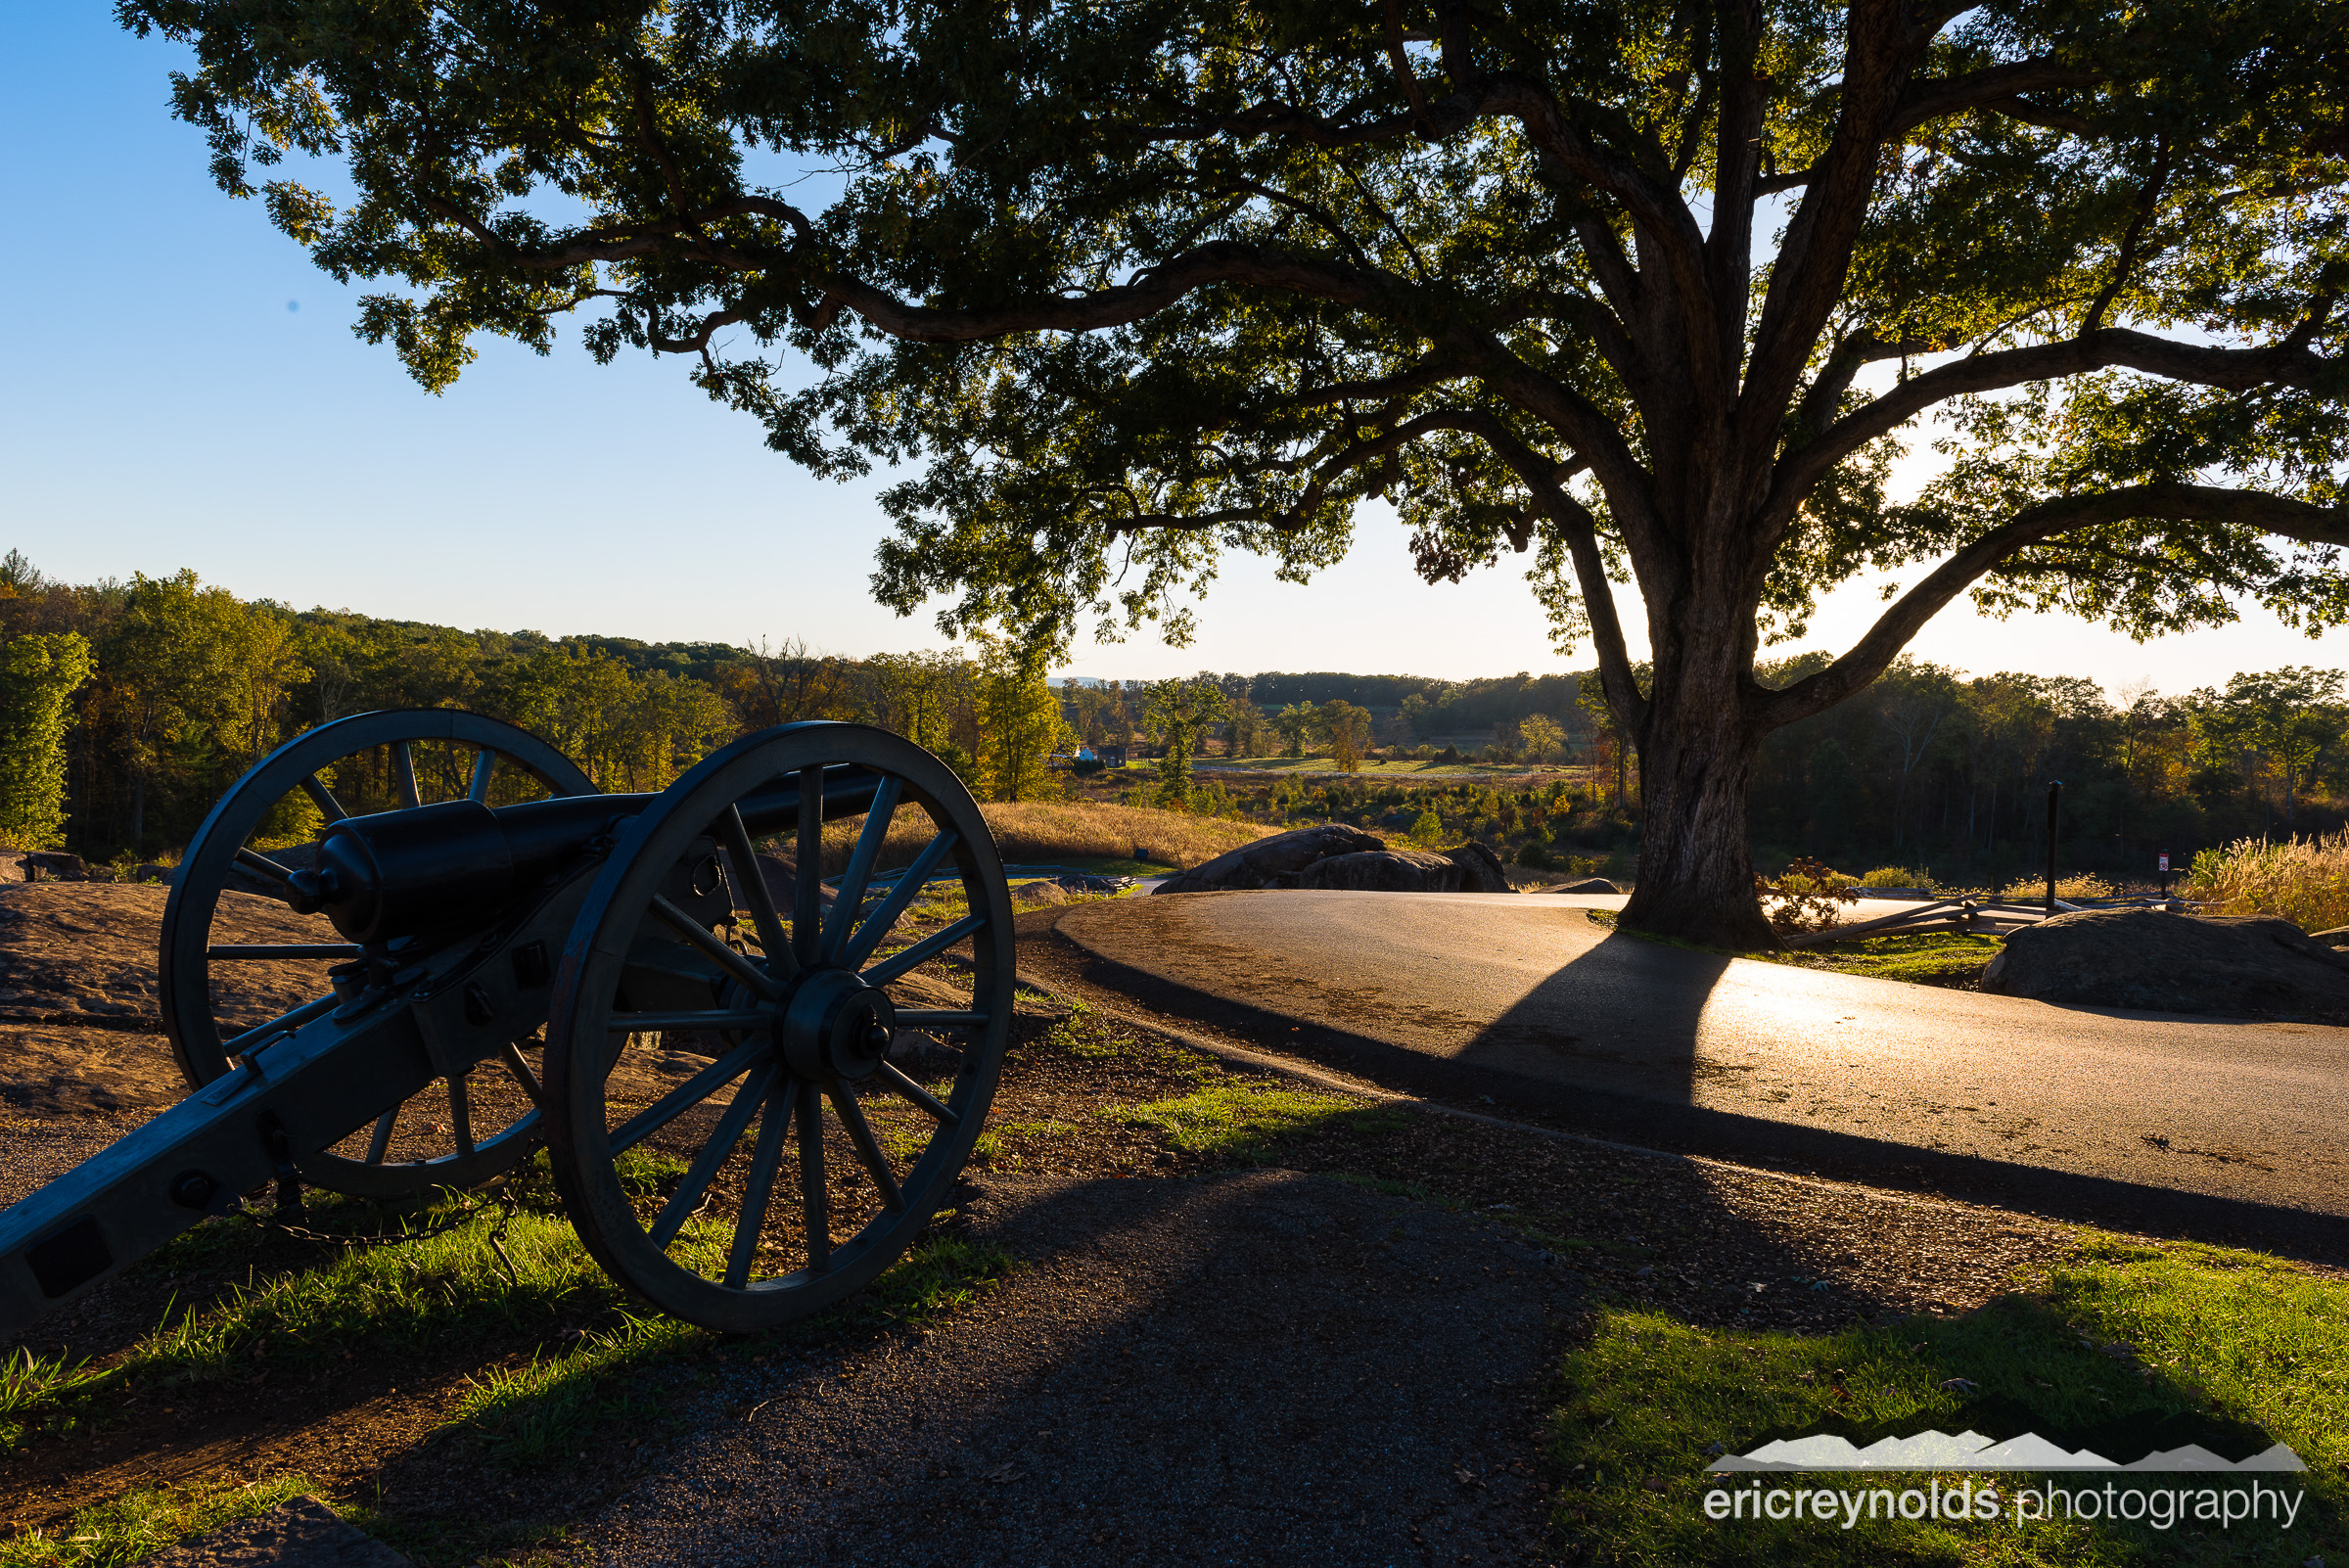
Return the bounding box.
[773,967,894,1082]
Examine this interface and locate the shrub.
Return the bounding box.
[1997,872,2116,902]
[1857,865,1936,889]
[2185,832,2349,932]
[1755,856,1859,935]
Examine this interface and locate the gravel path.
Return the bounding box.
[586,1168,1565,1567]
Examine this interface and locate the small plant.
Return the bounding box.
[1755,856,1859,934]
[1856,864,1937,889]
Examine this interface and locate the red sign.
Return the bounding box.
[2158,853,2170,872]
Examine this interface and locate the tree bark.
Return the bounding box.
[1620,669,1777,950]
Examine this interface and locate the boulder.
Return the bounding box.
[729,851,834,914]
[1285,842,1515,895]
[1540,876,1620,895]
[17,853,87,883]
[1982,908,2349,1013]
[1152,823,1385,894]
[1013,880,1070,906]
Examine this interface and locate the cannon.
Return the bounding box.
[0,713,1013,1336]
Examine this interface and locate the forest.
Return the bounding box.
[3,552,2344,888]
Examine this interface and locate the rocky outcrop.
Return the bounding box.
[1982,908,2349,1013]
[1152,823,1385,894]
[16,853,88,882]
[1540,876,1620,895]
[1287,842,1514,894]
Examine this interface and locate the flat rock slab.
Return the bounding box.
[587,1168,1561,1566]
[131,1496,409,1567]
[1985,909,2349,1013]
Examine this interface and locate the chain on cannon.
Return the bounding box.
[0,713,1014,1338]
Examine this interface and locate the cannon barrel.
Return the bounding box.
[293,765,885,945]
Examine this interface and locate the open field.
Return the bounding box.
[815,799,1274,876]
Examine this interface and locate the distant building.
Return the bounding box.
[1095,744,1128,768]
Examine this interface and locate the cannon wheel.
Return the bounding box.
[161,709,598,1197]
[543,722,1014,1333]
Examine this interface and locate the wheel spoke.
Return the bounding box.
[859,913,987,987]
[235,848,297,887]
[839,830,959,973]
[299,773,348,823]
[649,1064,774,1251]
[796,1078,830,1272]
[872,1060,959,1127]
[827,1084,904,1212]
[649,896,783,1001]
[207,943,362,961]
[896,1010,987,1028]
[821,776,904,962]
[500,1041,544,1108]
[718,804,794,979]
[608,1037,769,1155]
[794,764,823,967]
[392,741,422,808]
[604,1009,771,1033]
[449,1075,476,1157]
[726,1081,794,1289]
[467,748,496,803]
[364,1106,398,1165]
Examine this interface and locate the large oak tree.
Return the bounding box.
[127,0,2348,944]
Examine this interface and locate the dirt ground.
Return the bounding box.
[0,883,2086,1564]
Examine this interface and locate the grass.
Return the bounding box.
[450,1231,1017,1466]
[0,1474,323,1568]
[1551,1233,2348,1565]
[1589,908,2000,989]
[0,1183,607,1455]
[815,800,1272,875]
[1768,931,2004,987]
[1108,1079,1402,1159]
[2185,830,2349,932]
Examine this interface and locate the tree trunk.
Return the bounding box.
[1620,683,1776,950]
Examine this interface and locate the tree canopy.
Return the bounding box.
[125,0,2349,940]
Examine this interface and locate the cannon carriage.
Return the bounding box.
[0,713,1014,1338]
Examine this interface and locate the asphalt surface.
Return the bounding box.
[1053,892,2349,1255]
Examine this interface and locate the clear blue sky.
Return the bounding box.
[4,7,2337,696]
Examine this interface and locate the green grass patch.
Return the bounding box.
[1108,1078,1370,1159]
[2,1185,608,1453]
[1551,1233,2348,1564]
[1767,931,2002,986]
[0,1474,322,1568]
[446,1232,1016,1465]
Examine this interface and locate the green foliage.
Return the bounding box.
[974,632,1069,802]
[117,0,2349,935]
[1552,1234,2349,1564]
[0,1475,323,1568]
[1143,676,1228,807]
[0,632,93,845]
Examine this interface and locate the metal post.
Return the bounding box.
[2045,780,2063,915]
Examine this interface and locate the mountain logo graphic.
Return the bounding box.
[1706,1431,2307,1473]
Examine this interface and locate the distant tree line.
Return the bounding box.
[4,554,2337,883]
[0,557,1074,859]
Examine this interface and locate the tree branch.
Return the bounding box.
[2081,135,2172,332]
[1768,328,2342,527]
[1753,484,2349,727]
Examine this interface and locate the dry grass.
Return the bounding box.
[818,800,1274,874]
[2184,830,2349,932]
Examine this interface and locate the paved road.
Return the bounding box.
[1053,892,2349,1249]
